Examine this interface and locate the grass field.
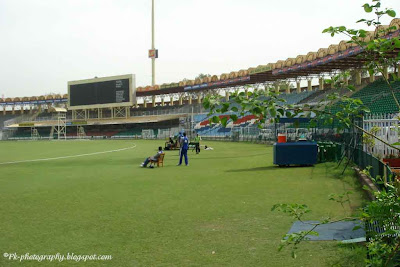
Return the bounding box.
[0,140,367,266]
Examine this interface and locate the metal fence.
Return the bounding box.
[353,147,394,185]
[363,113,399,157]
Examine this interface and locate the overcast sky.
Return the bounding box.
[0,0,399,98]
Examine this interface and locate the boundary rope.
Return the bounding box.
[0,144,137,165]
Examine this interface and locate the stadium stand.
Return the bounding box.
[279,90,316,105]
[351,79,400,113]
[0,114,18,130]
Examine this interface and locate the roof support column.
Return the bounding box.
[12,105,15,114]
[319,77,324,91]
[244,87,249,99]
[197,92,202,104]
[264,83,270,94]
[29,105,33,114]
[275,83,280,94]
[2,106,5,115]
[225,90,230,101]
[152,95,156,107]
[382,66,389,80]
[188,95,192,105]
[143,98,147,108]
[296,80,301,93]
[20,106,23,114]
[285,82,290,94]
[355,70,362,86]
[307,79,312,92]
[398,63,400,78]
[330,76,335,89]
[179,94,183,105]
[161,97,165,106]
[369,72,375,83]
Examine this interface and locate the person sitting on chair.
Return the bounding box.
[140,146,163,168]
[165,137,175,150]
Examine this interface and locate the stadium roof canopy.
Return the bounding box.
[137,18,400,96]
[1,19,400,103]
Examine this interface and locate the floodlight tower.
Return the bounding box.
[149,0,158,86]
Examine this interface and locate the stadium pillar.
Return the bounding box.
[197,93,202,104]
[398,64,400,78]
[189,95,192,105]
[344,76,349,86]
[179,95,183,105]
[20,107,23,114]
[296,81,301,93]
[225,91,230,101]
[275,83,280,94]
[144,99,147,108]
[285,83,290,94]
[161,97,164,106]
[319,77,324,90]
[152,95,156,107]
[382,66,389,80]
[244,88,248,99]
[330,76,335,89]
[12,105,15,114]
[355,70,362,85]
[29,105,33,114]
[369,73,375,83]
[307,79,312,91]
[2,107,5,115]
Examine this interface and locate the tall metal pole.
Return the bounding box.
[151,0,155,86]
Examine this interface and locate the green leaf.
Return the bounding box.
[211,116,220,124]
[221,102,230,113]
[387,9,396,17]
[230,114,238,121]
[363,4,373,13]
[203,98,210,109]
[269,108,277,118]
[277,108,285,116]
[220,116,228,127]
[347,85,355,91]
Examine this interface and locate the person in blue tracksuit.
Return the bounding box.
[177,132,189,166]
[178,131,183,155]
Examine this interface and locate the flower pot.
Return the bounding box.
[382,158,400,167]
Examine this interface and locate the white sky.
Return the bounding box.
[0,0,399,98]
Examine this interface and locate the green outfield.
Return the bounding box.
[0,140,366,266]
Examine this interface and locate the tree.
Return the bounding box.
[195,73,211,80]
[203,0,400,264]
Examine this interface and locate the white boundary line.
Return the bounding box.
[0,144,137,165]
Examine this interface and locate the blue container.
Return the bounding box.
[273,141,318,166]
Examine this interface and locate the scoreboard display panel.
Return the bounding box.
[68,74,135,110]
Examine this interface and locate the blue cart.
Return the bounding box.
[273,141,318,166]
